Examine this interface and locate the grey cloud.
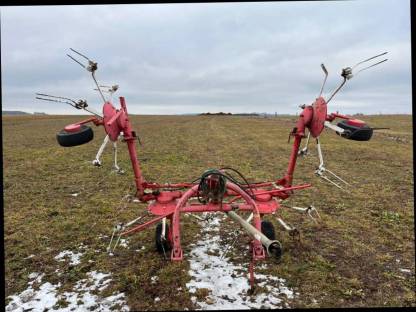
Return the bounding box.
[1,1,411,115]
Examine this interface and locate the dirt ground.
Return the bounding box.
[3,113,415,309]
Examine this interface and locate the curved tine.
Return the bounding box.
[94,88,110,93]
[69,48,91,61]
[36,97,77,108]
[36,93,78,105]
[352,52,388,69]
[36,96,64,103]
[67,54,86,69]
[355,59,388,75]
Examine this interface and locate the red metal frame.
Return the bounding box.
[66,95,360,262]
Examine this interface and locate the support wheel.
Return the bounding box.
[57,125,94,147]
[261,220,276,240]
[155,222,172,254]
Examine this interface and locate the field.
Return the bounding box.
[3,113,415,310]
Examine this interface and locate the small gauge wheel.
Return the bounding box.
[56,125,94,147]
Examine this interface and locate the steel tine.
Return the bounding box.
[67,54,86,69]
[307,210,318,224]
[36,96,76,108]
[220,230,239,260]
[36,96,61,103]
[318,173,343,189]
[352,52,388,69]
[70,48,91,61]
[310,206,321,220]
[107,229,116,253]
[112,235,121,252]
[307,207,321,224]
[36,93,68,100]
[355,59,388,75]
[325,168,351,186]
[36,93,78,105]
[94,88,110,93]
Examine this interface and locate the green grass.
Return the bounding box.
[3,113,415,309]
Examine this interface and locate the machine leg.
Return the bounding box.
[113,141,124,174]
[93,134,110,166]
[298,132,311,156]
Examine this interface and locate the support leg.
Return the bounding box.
[112,141,124,174]
[298,132,311,156]
[93,135,110,166]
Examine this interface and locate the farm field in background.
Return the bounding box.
[3,113,415,310]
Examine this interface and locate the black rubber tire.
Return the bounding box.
[155,222,172,254]
[56,125,94,147]
[337,120,373,141]
[261,220,276,240]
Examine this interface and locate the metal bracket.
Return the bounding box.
[290,205,321,224]
[276,217,300,241]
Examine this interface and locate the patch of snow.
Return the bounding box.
[186,213,295,310]
[399,268,411,273]
[28,272,41,280]
[6,280,61,312]
[54,250,83,266]
[70,193,79,197]
[154,297,160,302]
[6,271,129,312]
[25,254,35,259]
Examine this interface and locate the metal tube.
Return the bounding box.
[277,217,292,231]
[226,210,282,259]
[326,77,346,104]
[284,134,302,186]
[316,138,324,168]
[324,121,345,134]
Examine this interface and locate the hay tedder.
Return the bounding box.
[36,49,387,280]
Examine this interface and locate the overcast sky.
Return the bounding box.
[1,1,412,115]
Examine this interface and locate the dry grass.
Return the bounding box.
[3,113,414,309]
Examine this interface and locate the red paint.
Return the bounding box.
[295,106,313,137]
[346,119,366,127]
[282,135,302,187]
[64,123,81,132]
[103,102,122,141]
[59,89,364,271]
[310,97,327,138]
